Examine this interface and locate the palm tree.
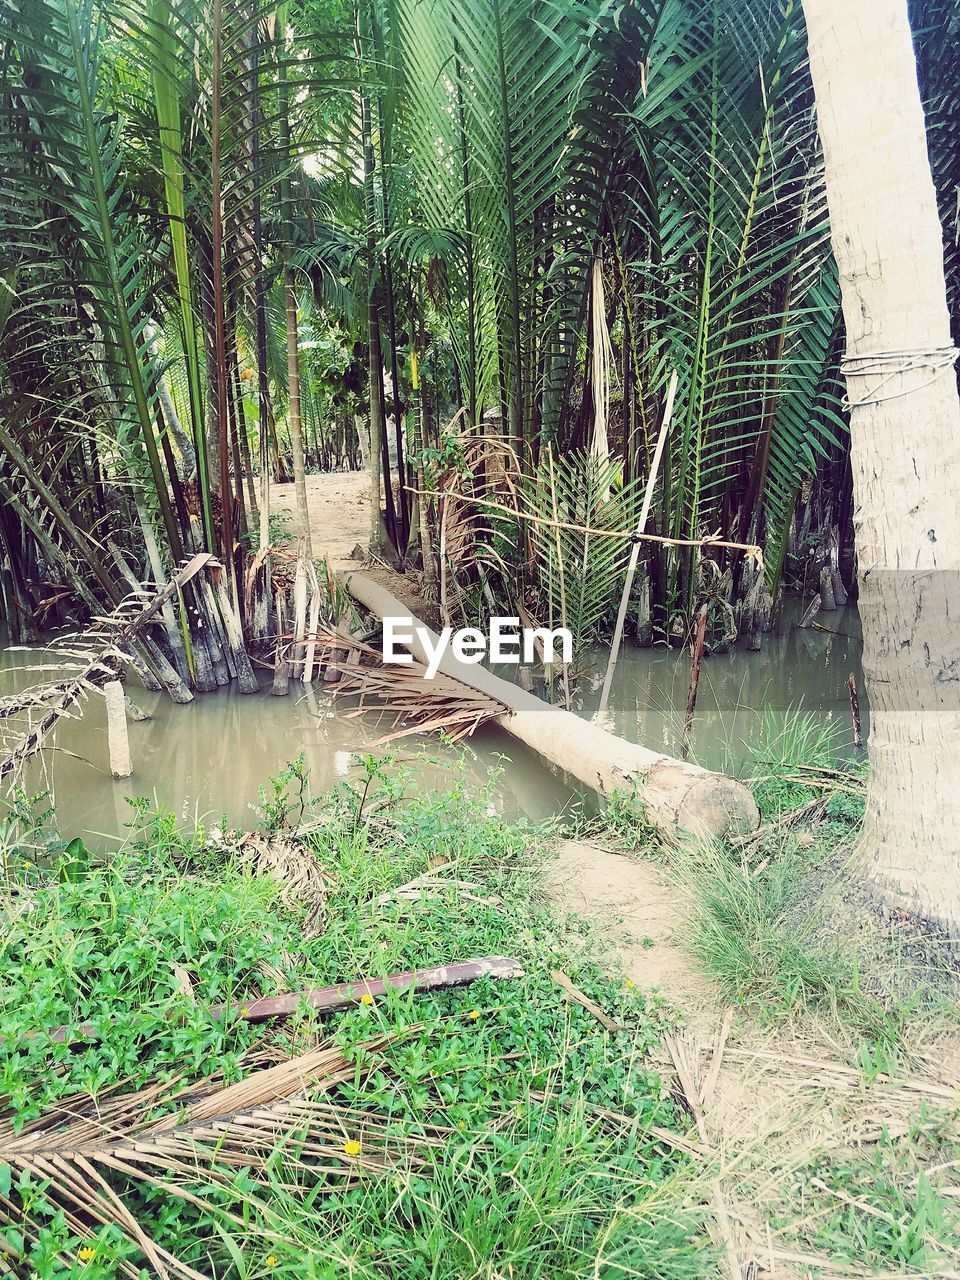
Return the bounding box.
[2,0,960,688]
[802,0,960,933]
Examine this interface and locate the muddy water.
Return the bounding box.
[584,599,866,773]
[0,600,863,838]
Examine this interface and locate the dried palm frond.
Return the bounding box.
[232,832,333,935]
[0,631,134,783]
[0,1035,445,1279]
[311,631,510,745]
[0,555,211,784]
[372,865,503,909]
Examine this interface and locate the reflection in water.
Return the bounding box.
[1,599,863,838]
[0,648,575,838]
[581,600,865,773]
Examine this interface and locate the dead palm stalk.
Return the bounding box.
[0,1035,443,1279]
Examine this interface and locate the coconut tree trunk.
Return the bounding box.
[802,0,960,932]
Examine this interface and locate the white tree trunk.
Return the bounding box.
[803,0,960,930]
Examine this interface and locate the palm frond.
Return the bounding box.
[1,1035,442,1280]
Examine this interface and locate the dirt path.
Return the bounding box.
[550,840,960,1279]
[270,471,370,571]
[269,470,438,622]
[550,840,717,1027]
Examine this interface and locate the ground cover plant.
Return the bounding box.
[614,709,960,1276]
[775,1111,960,1275]
[0,757,708,1279]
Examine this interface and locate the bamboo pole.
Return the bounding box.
[302,560,322,684]
[272,589,290,696]
[344,573,758,841]
[595,370,677,724]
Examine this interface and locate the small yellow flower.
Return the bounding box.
[78,1246,96,1263]
[21,860,30,868]
[359,993,374,1006]
[468,1009,482,1020]
[624,978,635,989]
[343,1138,362,1157]
[265,1256,278,1268]
[240,1006,250,1017]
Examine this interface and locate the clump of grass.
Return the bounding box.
[747,703,856,819]
[569,781,661,856]
[671,706,956,1052]
[673,830,954,1056]
[675,840,856,1019]
[0,756,709,1279]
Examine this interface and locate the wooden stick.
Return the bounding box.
[798,593,822,628]
[595,370,677,723]
[848,672,863,748]
[550,969,622,1032]
[682,606,708,760]
[546,447,572,710]
[271,589,290,696]
[103,680,132,779]
[18,957,525,1047]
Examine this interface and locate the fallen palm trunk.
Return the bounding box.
[344,573,759,840]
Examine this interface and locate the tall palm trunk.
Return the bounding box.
[284,274,312,559]
[803,0,960,931]
[278,5,312,559]
[210,0,234,583]
[250,24,272,555]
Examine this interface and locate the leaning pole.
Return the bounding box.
[344,574,759,841]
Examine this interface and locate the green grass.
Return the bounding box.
[605,707,957,1065]
[676,841,852,1014]
[0,757,710,1279]
[746,704,862,820]
[774,1108,960,1273]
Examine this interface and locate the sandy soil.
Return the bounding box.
[549,839,960,1279]
[549,839,716,1028]
[269,469,440,623]
[270,471,370,571]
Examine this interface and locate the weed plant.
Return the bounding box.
[0,757,710,1279]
